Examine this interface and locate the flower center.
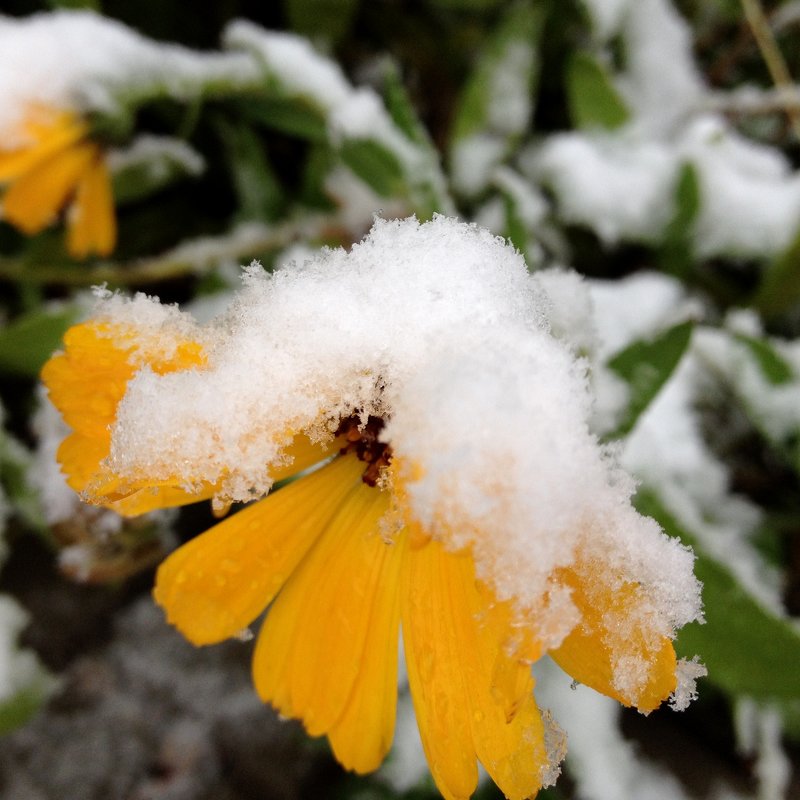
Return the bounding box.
[336,414,392,487]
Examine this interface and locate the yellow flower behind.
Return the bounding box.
[42,318,686,800]
[0,106,116,258]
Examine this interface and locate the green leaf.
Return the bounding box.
[0,435,45,532]
[111,139,204,206]
[283,0,359,44]
[637,491,800,700]
[300,144,338,210]
[660,162,701,276]
[215,119,284,222]
[382,62,451,217]
[451,0,547,144]
[235,96,328,142]
[0,308,80,377]
[339,138,406,198]
[383,63,431,148]
[46,0,100,9]
[754,221,800,317]
[0,674,52,735]
[565,51,630,131]
[607,321,694,438]
[733,332,794,386]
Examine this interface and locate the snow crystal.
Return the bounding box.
[0,11,259,138]
[92,215,701,660]
[669,657,706,711]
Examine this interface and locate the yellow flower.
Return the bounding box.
[43,318,684,800]
[0,107,116,258]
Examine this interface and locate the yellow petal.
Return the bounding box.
[108,483,217,517]
[154,455,365,646]
[401,541,479,800]
[0,109,86,182]
[550,570,677,713]
[327,536,405,773]
[2,141,96,234]
[447,554,548,800]
[67,153,116,258]
[253,467,404,771]
[42,321,207,508]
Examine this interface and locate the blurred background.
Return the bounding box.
[1,0,800,798]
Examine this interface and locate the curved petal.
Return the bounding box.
[42,322,207,506]
[550,570,677,713]
[67,153,116,258]
[448,554,549,800]
[155,454,365,645]
[401,542,479,800]
[253,469,404,774]
[2,141,96,234]
[403,542,550,800]
[0,109,86,182]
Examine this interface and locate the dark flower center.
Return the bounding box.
[336,415,392,487]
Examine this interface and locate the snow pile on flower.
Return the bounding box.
[80,215,702,668]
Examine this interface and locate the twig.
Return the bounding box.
[740,0,800,141]
[0,217,338,287]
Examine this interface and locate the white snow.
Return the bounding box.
[527,0,800,261]
[0,11,259,139]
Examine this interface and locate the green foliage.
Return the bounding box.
[638,492,800,700]
[0,679,52,736]
[283,0,359,43]
[235,95,328,142]
[215,119,285,221]
[733,332,794,386]
[753,221,800,318]
[661,162,701,276]
[0,308,80,377]
[450,0,547,145]
[606,321,694,438]
[565,51,630,130]
[339,139,406,199]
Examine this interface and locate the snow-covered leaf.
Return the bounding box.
[639,491,800,700]
[607,321,694,437]
[110,136,205,205]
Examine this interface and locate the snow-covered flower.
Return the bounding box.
[0,106,115,257]
[41,216,703,799]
